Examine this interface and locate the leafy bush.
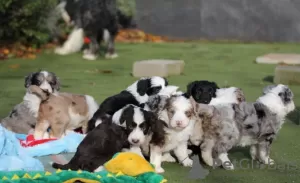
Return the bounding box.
[117,0,137,28]
[0,0,57,46]
[117,0,136,17]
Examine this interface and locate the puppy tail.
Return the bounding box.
[87,113,111,132]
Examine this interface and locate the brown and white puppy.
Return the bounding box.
[143,94,196,173]
[1,71,60,134]
[27,85,98,139]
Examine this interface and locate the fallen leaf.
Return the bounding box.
[9,64,20,69]
[101,70,113,74]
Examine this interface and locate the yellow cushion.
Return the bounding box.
[104,152,155,176]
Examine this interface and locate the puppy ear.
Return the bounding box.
[186,81,197,97]
[163,77,169,86]
[50,72,61,91]
[143,110,166,146]
[24,72,34,88]
[146,86,162,96]
[137,79,151,96]
[236,88,246,103]
[119,106,133,125]
[211,82,220,90]
[284,87,294,99]
[189,96,198,110]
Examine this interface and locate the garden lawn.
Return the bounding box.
[0,42,300,183]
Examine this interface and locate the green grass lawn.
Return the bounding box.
[0,42,300,183]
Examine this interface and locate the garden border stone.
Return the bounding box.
[132,59,185,77]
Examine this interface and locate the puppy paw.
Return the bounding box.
[182,158,193,167]
[155,166,165,174]
[187,149,193,155]
[83,53,97,60]
[269,159,275,165]
[162,153,176,163]
[121,148,130,152]
[223,162,235,170]
[105,53,118,59]
[83,49,91,55]
[262,158,275,165]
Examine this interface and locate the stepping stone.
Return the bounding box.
[274,65,300,85]
[133,59,184,77]
[256,53,300,65]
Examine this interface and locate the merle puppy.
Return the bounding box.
[0,70,60,134]
[191,84,295,170]
[87,76,168,132]
[184,80,219,104]
[52,117,129,172]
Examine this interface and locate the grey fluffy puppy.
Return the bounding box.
[0,71,60,134]
[191,84,295,170]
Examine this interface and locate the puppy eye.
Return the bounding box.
[278,92,283,96]
[139,123,145,129]
[185,111,192,117]
[170,110,175,115]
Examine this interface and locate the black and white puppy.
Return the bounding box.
[0,71,60,134]
[54,0,119,60]
[184,80,219,104]
[52,117,129,172]
[87,76,168,132]
[112,104,166,157]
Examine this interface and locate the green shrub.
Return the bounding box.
[0,0,57,46]
[117,0,136,17]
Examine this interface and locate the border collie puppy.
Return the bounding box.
[184,80,219,104]
[53,0,119,60]
[112,104,166,158]
[52,117,129,172]
[190,84,295,170]
[87,76,168,132]
[142,94,195,173]
[1,71,60,134]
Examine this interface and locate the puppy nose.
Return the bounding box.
[176,121,183,126]
[132,139,139,144]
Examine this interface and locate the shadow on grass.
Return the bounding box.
[262,75,274,83]
[287,106,300,125]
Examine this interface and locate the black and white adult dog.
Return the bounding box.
[184,80,219,104]
[190,84,295,170]
[53,0,119,60]
[87,76,169,132]
[1,71,60,134]
[52,117,129,172]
